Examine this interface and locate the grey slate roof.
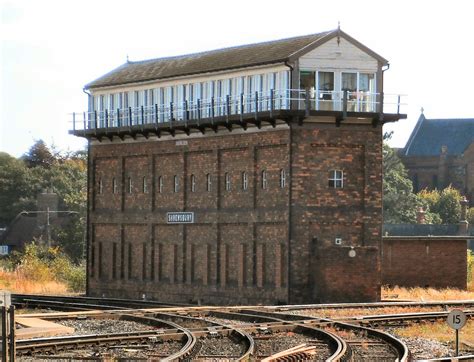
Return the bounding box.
[85,29,387,89]
[403,114,474,156]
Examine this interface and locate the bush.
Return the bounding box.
[468,250,474,291]
[7,241,85,293]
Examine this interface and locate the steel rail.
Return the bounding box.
[154,311,254,361]
[16,314,196,360]
[207,309,346,361]
[237,309,408,361]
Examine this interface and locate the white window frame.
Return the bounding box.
[206,173,212,192]
[261,170,267,189]
[328,170,344,188]
[280,169,286,188]
[242,171,248,191]
[225,172,231,191]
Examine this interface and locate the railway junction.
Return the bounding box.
[2,294,473,361]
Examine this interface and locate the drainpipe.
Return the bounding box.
[380,63,390,114]
[284,60,294,304]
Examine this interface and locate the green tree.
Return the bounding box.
[0,152,39,226]
[418,186,462,224]
[382,144,422,223]
[22,140,55,169]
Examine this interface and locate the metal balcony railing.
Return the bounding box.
[70,89,406,132]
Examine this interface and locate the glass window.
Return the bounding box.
[174,175,179,193]
[191,174,196,192]
[128,177,132,193]
[142,176,148,193]
[242,172,248,191]
[206,173,212,192]
[328,170,344,188]
[342,73,357,92]
[261,170,267,189]
[98,178,103,194]
[225,172,231,191]
[158,176,163,193]
[112,178,117,194]
[280,169,286,188]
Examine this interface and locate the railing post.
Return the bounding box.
[305,89,310,116]
[169,102,173,122]
[240,93,244,117]
[128,107,132,127]
[117,108,121,128]
[397,94,401,114]
[254,91,258,120]
[9,306,15,362]
[343,90,348,119]
[211,97,215,120]
[197,99,201,121]
[2,306,8,361]
[94,111,98,131]
[226,95,230,121]
[154,104,158,127]
[141,106,144,126]
[83,112,86,130]
[185,100,189,121]
[270,89,274,118]
[72,112,76,132]
[105,109,109,129]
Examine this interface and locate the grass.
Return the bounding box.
[0,268,70,295]
[382,286,474,302]
[394,319,474,351]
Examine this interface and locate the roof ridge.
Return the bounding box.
[127,31,332,65]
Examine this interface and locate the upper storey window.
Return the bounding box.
[328,170,344,188]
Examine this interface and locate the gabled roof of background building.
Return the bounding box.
[403,113,474,156]
[85,29,388,90]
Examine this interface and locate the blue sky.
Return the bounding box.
[1,0,473,157]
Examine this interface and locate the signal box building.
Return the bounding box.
[71,29,406,304]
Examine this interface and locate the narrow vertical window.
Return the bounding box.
[128,177,132,194]
[261,170,267,189]
[280,169,286,188]
[328,170,344,188]
[225,172,231,191]
[206,173,212,192]
[242,172,248,191]
[174,175,179,193]
[158,176,163,193]
[191,174,196,192]
[98,178,103,194]
[142,176,148,193]
[112,178,117,194]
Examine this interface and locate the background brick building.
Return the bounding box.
[72,29,405,304]
[400,113,474,203]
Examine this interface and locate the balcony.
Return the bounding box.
[70,89,406,139]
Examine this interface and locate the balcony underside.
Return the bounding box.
[70,109,406,141]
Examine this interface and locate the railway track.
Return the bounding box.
[13,295,474,360]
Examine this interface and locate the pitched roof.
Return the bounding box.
[85,29,387,90]
[403,114,474,156]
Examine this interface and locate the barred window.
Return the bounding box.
[225,172,231,191]
[206,173,212,192]
[261,170,267,189]
[328,170,344,188]
[174,175,179,193]
[158,176,163,193]
[191,174,196,192]
[280,169,286,188]
[242,172,248,191]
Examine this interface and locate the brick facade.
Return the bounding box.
[382,236,467,289]
[87,117,384,304]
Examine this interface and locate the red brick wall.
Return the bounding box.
[312,245,381,302]
[87,118,384,304]
[382,237,467,289]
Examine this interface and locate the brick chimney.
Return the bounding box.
[458,196,469,235]
[416,207,426,224]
